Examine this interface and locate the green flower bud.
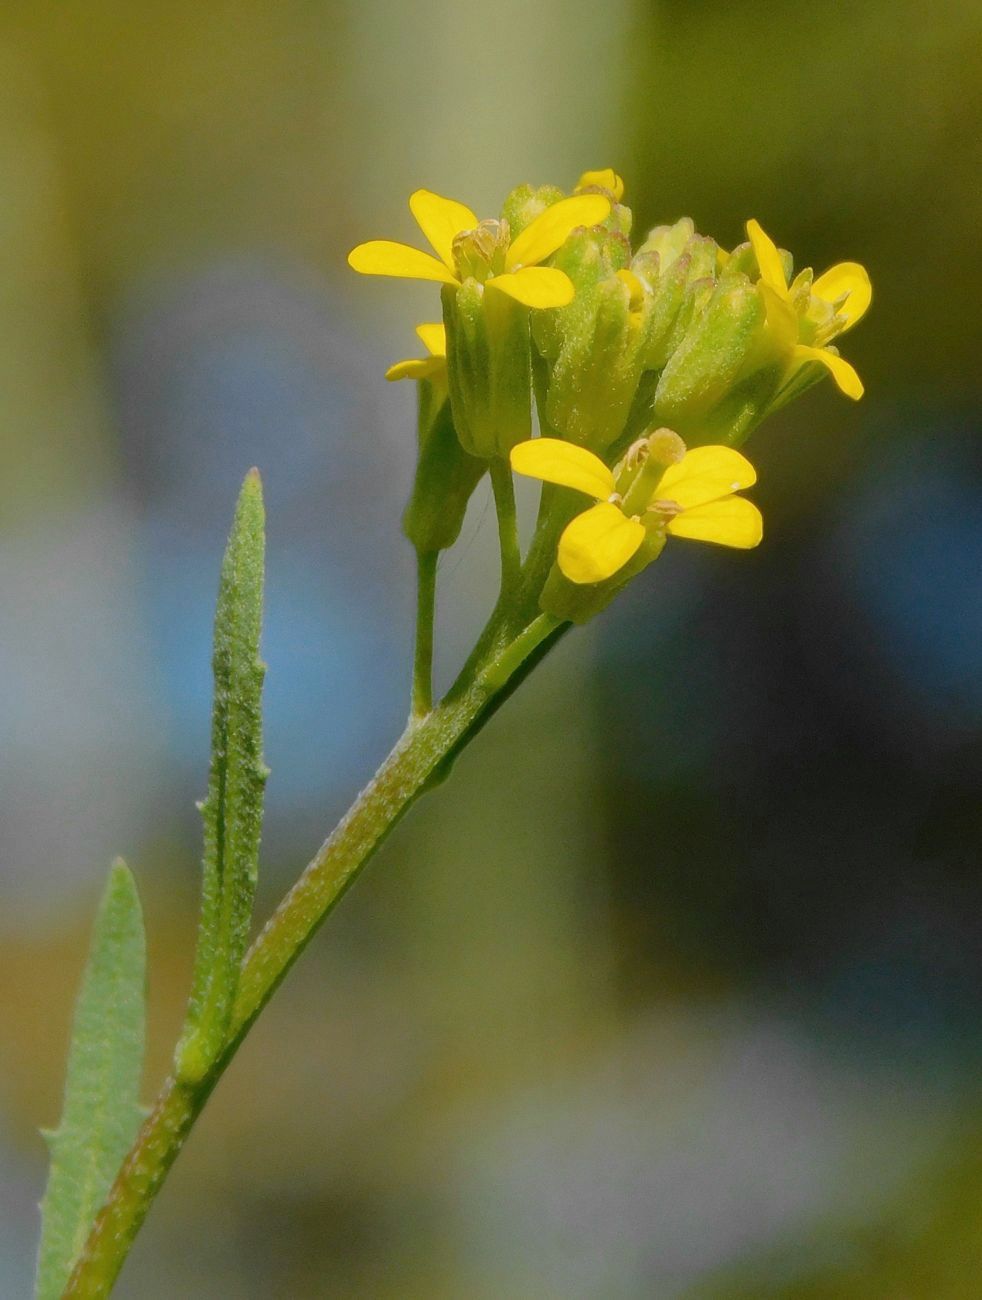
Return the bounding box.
[532,226,631,363]
[598,198,632,241]
[573,171,633,239]
[684,235,719,282]
[531,220,730,455]
[635,217,696,271]
[402,383,486,554]
[500,183,565,238]
[721,241,757,279]
[633,239,722,372]
[651,271,716,373]
[726,238,793,285]
[608,205,632,239]
[542,268,652,452]
[529,225,654,452]
[443,278,532,460]
[632,251,687,370]
[651,277,767,436]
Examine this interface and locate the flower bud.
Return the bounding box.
[531,226,631,362]
[726,238,793,285]
[651,277,767,438]
[541,270,650,452]
[573,170,632,240]
[681,233,719,281]
[633,234,717,371]
[632,250,689,370]
[443,278,532,460]
[500,183,565,238]
[635,218,696,271]
[575,169,624,202]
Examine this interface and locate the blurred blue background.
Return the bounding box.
[1,1,980,1295]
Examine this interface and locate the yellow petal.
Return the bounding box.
[667,496,763,549]
[511,438,615,499]
[408,190,479,271]
[577,168,624,201]
[489,266,575,308]
[793,344,864,400]
[505,195,611,269]
[758,281,799,352]
[615,268,646,311]
[348,240,458,284]
[558,503,646,584]
[811,261,872,332]
[385,356,446,382]
[657,446,757,510]
[415,322,446,357]
[746,218,788,295]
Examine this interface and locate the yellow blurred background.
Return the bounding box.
[1,1,981,1294]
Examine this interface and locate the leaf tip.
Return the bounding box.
[104,858,141,921]
[232,467,266,536]
[107,855,134,885]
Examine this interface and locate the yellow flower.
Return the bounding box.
[385,323,446,382]
[511,437,762,584]
[746,218,871,400]
[348,189,611,309]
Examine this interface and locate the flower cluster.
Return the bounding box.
[349,170,870,624]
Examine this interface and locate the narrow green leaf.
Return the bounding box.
[175,469,268,1082]
[35,860,147,1300]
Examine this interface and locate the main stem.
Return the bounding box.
[65,608,562,1298]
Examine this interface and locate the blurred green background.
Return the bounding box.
[1,1,981,1295]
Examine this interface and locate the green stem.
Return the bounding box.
[411,550,438,718]
[489,456,521,595]
[64,608,563,1298]
[478,613,562,690]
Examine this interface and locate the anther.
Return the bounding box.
[623,439,649,470]
[647,498,683,519]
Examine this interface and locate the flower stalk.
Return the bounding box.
[489,455,522,594]
[411,549,438,717]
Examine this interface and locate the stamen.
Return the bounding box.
[623,439,650,470]
[647,498,683,519]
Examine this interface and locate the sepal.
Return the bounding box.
[444,279,532,459]
[651,276,767,437]
[403,384,486,552]
[539,529,666,624]
[541,269,651,451]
